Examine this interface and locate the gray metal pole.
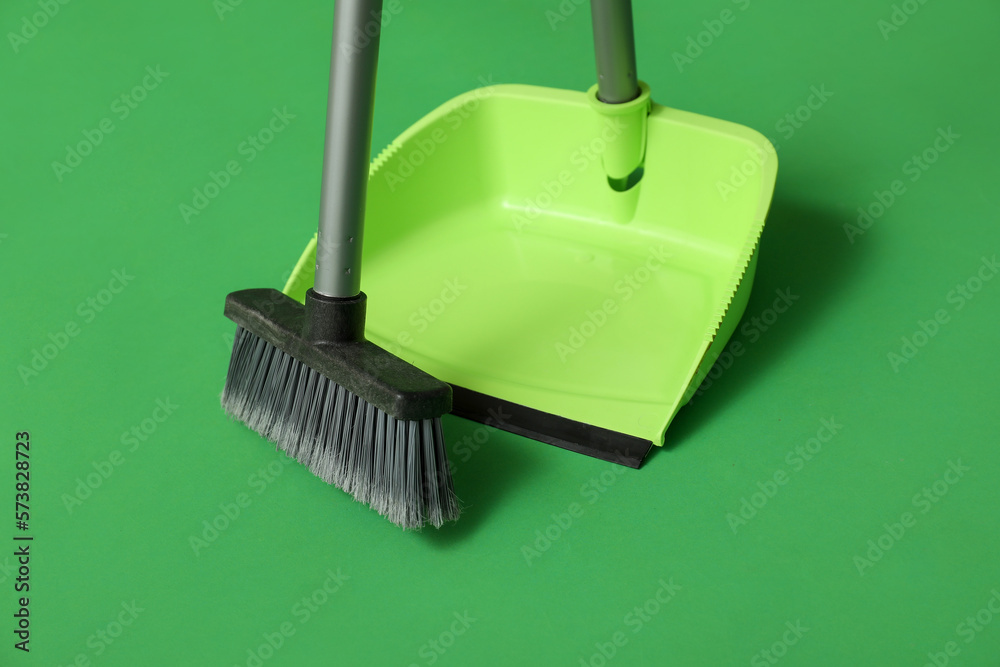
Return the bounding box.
[590,0,639,104]
[314,0,384,297]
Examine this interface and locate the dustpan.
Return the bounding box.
[283,1,777,467]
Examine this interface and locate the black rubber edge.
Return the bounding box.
[450,385,653,468]
[224,288,452,421]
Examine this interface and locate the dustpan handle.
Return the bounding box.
[590,0,639,104]
[314,0,383,298]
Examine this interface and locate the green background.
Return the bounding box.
[2,0,999,665]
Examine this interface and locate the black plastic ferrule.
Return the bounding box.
[304,289,367,343]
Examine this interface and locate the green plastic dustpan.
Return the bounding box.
[282,79,777,466]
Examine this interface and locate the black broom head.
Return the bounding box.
[221,288,460,529]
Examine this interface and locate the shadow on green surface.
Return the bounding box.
[654,195,866,456]
[425,415,542,544]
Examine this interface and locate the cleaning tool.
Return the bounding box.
[282,0,778,468]
[221,0,460,529]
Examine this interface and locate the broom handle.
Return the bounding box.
[590,0,639,103]
[314,0,383,298]
[313,0,632,296]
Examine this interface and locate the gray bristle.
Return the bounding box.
[221,326,461,529]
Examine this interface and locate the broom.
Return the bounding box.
[221,0,460,529]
